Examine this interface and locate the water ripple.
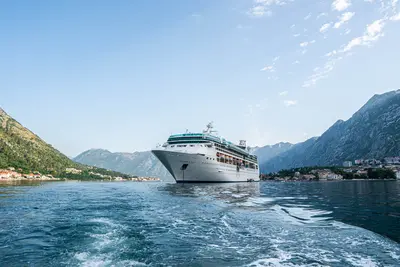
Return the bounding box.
[0,181,400,266]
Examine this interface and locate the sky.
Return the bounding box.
[1,0,400,157]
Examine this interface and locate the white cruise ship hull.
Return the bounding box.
[152,149,260,183]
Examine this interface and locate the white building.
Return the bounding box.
[327,173,343,180]
[343,161,352,167]
[355,159,363,165]
[385,157,400,164]
[318,171,343,180]
[396,171,400,180]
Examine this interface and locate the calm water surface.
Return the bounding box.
[1,180,400,266]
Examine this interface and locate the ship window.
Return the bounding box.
[190,145,195,147]
[171,145,175,148]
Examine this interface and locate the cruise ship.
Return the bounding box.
[152,123,260,183]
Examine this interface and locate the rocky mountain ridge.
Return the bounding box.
[261,89,400,173]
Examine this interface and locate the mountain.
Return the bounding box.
[261,90,400,173]
[251,142,293,163]
[74,149,172,180]
[74,142,293,181]
[0,107,130,178]
[0,107,74,173]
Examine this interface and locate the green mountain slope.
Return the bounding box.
[0,107,129,178]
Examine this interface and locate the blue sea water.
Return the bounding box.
[1,180,400,266]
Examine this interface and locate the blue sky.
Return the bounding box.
[1,0,400,157]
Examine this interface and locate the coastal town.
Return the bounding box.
[0,167,160,182]
[0,167,59,181]
[2,157,400,183]
[261,156,400,181]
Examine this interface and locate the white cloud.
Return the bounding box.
[320,23,332,33]
[292,60,300,64]
[299,40,315,49]
[273,56,280,62]
[293,33,301,37]
[317,12,328,19]
[300,41,308,47]
[334,12,355,28]
[284,100,298,106]
[332,0,351,11]
[249,0,290,17]
[279,91,288,96]
[249,5,272,17]
[303,17,387,88]
[304,13,312,20]
[302,54,344,88]
[260,65,275,72]
[343,19,385,52]
[325,50,337,57]
[302,1,399,88]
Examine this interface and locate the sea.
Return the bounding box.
[1,180,400,267]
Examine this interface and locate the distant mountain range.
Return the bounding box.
[251,142,293,163]
[74,149,173,180]
[73,143,294,181]
[261,89,400,173]
[73,89,400,177]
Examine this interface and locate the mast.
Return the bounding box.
[203,122,218,135]
[203,122,213,134]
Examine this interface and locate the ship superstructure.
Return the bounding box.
[151,123,260,183]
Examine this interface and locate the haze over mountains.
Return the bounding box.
[74,89,400,177]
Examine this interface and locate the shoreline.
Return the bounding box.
[0,178,162,183]
[262,178,398,182]
[0,178,61,182]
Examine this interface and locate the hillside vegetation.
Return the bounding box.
[0,108,130,179]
